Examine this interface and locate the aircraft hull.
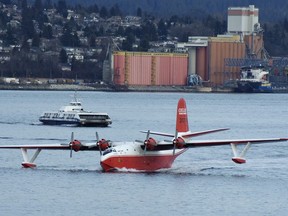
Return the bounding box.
[100,149,187,172]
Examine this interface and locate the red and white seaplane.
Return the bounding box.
[0,98,287,172]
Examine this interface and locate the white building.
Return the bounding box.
[227,5,260,35]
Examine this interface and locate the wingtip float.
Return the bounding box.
[0,98,287,172]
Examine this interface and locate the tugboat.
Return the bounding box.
[235,65,272,93]
[39,95,112,127]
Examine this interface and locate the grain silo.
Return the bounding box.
[113,52,188,86]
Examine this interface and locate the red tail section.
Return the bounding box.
[176,98,189,133]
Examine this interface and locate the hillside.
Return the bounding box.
[66,0,288,22]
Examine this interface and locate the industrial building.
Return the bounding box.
[113,52,188,86]
[109,5,265,88]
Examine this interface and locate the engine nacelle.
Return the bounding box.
[145,137,157,151]
[98,139,110,151]
[173,137,185,149]
[70,140,82,152]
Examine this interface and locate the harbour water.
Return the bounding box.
[0,91,287,216]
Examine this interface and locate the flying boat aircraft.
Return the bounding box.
[0,98,287,172]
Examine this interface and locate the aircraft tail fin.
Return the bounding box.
[176,98,189,133]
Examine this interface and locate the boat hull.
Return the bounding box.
[100,149,187,172]
[235,81,272,93]
[39,119,111,127]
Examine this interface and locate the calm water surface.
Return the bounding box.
[0,91,287,216]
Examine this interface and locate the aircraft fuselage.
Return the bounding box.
[100,142,187,172]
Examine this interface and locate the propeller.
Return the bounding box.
[165,130,185,155]
[70,132,74,158]
[64,132,82,158]
[96,131,102,156]
[135,130,151,153]
[88,131,110,155]
[173,130,178,155]
[144,130,150,152]
[136,130,157,152]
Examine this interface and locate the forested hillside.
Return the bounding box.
[67,0,288,22]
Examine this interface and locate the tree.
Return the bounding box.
[139,20,158,41]
[100,6,108,18]
[4,26,17,45]
[138,38,150,51]
[158,19,168,38]
[21,39,30,52]
[42,24,53,39]
[136,7,142,17]
[21,6,35,39]
[88,4,99,13]
[59,48,68,63]
[122,33,135,51]
[89,35,96,47]
[110,4,122,17]
[57,0,68,18]
[32,34,40,47]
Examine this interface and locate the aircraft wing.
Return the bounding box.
[185,138,288,147]
[0,144,70,150]
[0,142,100,168]
[152,137,288,151]
[0,143,100,151]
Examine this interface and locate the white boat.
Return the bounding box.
[235,66,272,93]
[39,96,112,127]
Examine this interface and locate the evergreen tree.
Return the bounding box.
[110,4,122,17]
[4,26,17,45]
[138,38,150,51]
[42,24,53,39]
[21,39,30,52]
[32,34,40,47]
[100,6,108,18]
[57,0,68,18]
[89,35,96,47]
[158,19,168,38]
[88,4,99,13]
[136,7,142,17]
[21,4,36,39]
[59,48,68,63]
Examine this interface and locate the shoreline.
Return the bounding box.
[0,84,233,93]
[0,84,287,93]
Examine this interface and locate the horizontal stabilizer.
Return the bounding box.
[140,130,174,137]
[182,128,230,138]
[140,128,229,138]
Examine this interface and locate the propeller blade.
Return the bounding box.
[69,132,74,158]
[96,131,99,143]
[146,130,150,141]
[144,130,150,153]
[96,131,102,156]
[173,130,178,155]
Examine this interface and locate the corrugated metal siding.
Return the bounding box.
[196,47,207,80]
[113,52,125,85]
[208,41,245,85]
[131,55,151,85]
[172,56,188,85]
[113,52,188,86]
